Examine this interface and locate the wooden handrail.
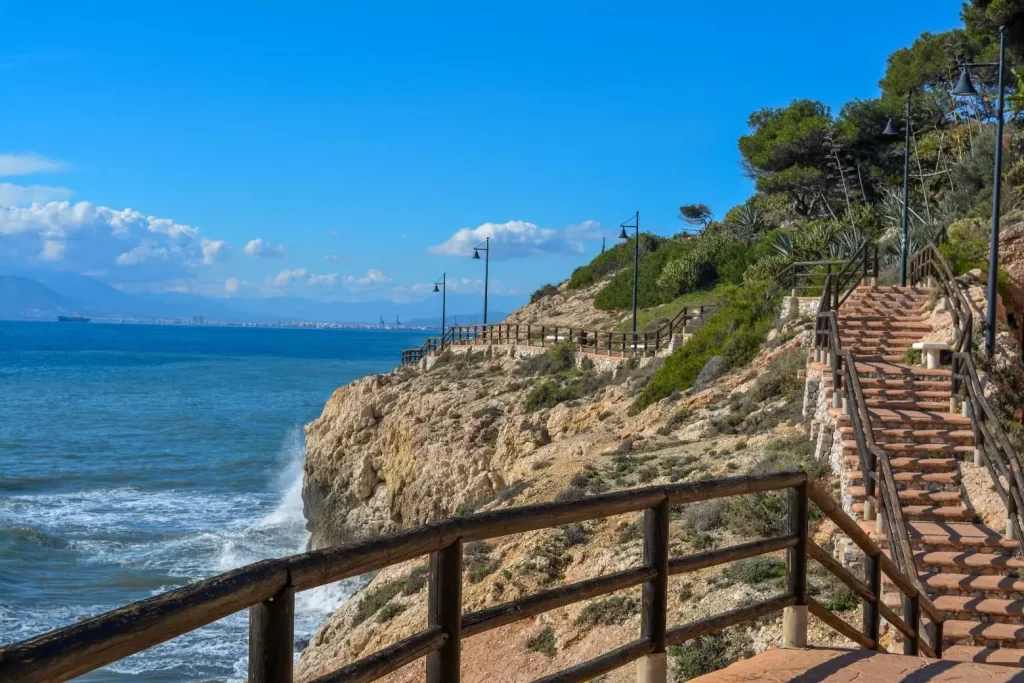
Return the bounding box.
[0,472,943,682]
[401,301,720,364]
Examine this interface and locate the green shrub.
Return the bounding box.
[722,557,786,586]
[530,283,560,303]
[525,381,580,411]
[726,492,788,537]
[561,522,590,546]
[632,281,781,412]
[594,239,693,310]
[465,541,499,583]
[618,518,643,543]
[353,579,405,625]
[526,627,557,657]
[823,588,859,612]
[670,634,731,679]
[568,234,664,290]
[575,596,639,628]
[402,564,429,595]
[515,342,576,376]
[377,602,407,623]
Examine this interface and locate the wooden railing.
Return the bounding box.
[400,304,717,366]
[909,240,1024,555]
[0,471,943,683]
[776,252,878,298]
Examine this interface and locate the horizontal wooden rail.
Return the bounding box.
[534,638,653,683]
[310,627,447,683]
[665,593,797,645]
[668,535,799,575]
[0,470,945,683]
[461,567,655,638]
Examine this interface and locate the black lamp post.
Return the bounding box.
[618,211,640,344]
[472,237,490,325]
[432,273,447,334]
[953,24,1008,359]
[882,90,913,287]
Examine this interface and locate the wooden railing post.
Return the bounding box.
[903,593,920,656]
[427,540,462,683]
[248,582,294,683]
[863,551,882,648]
[638,498,669,682]
[784,482,808,648]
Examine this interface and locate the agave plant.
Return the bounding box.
[724,204,770,242]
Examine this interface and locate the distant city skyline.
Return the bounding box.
[0,1,963,307]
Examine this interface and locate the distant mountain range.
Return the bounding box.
[0,268,525,324]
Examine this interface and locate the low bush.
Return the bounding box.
[526,627,557,657]
[561,522,590,546]
[525,381,580,411]
[722,557,786,586]
[530,283,560,303]
[670,630,752,680]
[632,281,781,413]
[377,602,407,623]
[464,541,499,584]
[515,342,576,376]
[568,234,663,291]
[575,596,639,628]
[353,579,405,626]
[401,564,429,595]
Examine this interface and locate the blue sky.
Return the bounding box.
[0,1,965,307]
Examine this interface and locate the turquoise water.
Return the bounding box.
[0,321,425,681]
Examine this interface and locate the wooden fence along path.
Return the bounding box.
[0,471,942,683]
[400,305,717,367]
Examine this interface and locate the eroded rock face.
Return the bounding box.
[303,355,569,549]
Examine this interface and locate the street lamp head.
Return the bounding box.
[882,118,900,136]
[433,283,440,293]
[618,227,629,240]
[472,249,481,259]
[953,69,979,97]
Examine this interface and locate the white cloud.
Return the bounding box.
[116,242,169,265]
[0,182,74,205]
[224,277,240,295]
[0,200,231,278]
[0,153,67,177]
[344,268,392,288]
[308,273,339,286]
[40,239,65,261]
[427,219,599,259]
[200,238,229,265]
[243,238,287,258]
[274,268,308,285]
[323,253,346,262]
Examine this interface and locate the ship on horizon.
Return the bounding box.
[57,313,90,323]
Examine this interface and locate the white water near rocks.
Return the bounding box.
[0,322,423,681]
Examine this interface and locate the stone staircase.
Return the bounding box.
[816,285,1024,666]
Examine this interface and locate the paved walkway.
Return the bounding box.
[692,647,1024,682]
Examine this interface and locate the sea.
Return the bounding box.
[0,320,427,681]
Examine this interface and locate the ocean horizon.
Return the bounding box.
[0,321,425,681]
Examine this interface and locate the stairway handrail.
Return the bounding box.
[908,231,1024,557]
[813,243,941,648]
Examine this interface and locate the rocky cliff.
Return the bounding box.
[296,304,859,680]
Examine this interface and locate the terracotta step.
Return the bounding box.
[831,407,970,427]
[839,320,933,331]
[861,388,951,399]
[923,572,1024,595]
[842,454,959,471]
[848,487,963,505]
[845,469,960,488]
[842,441,973,455]
[852,502,976,521]
[944,620,1024,645]
[812,361,951,378]
[863,520,1019,552]
[915,550,1024,574]
[840,427,973,442]
[942,645,1024,667]
[863,399,952,411]
[824,376,951,390]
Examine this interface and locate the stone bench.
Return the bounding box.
[912,341,949,370]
